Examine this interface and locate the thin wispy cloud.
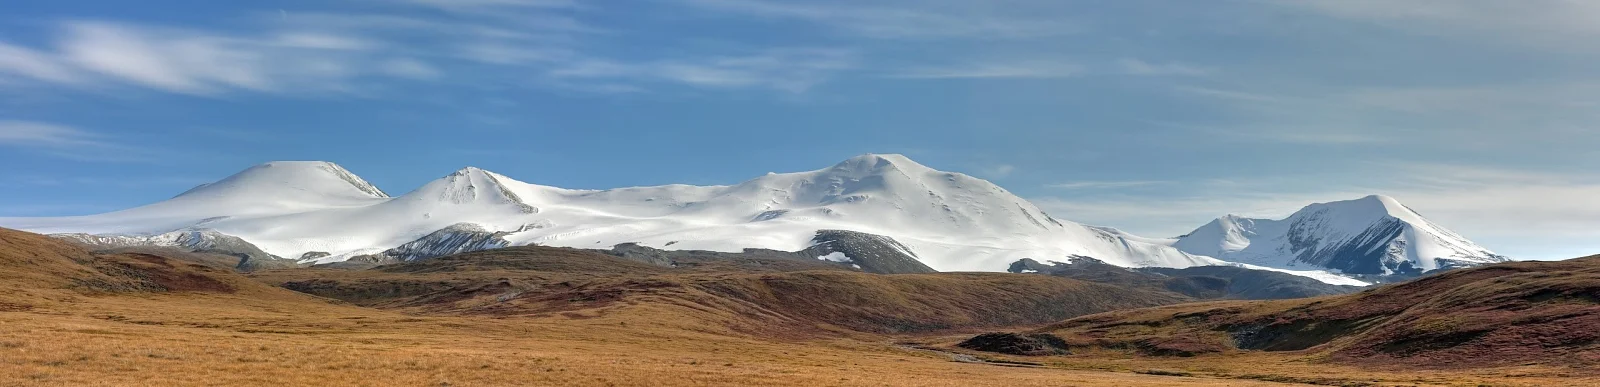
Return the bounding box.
[5,175,211,188]
[1116,58,1211,76]
[1337,83,1600,115]
[889,58,1213,80]
[548,48,856,93]
[1167,80,1600,150]
[1270,0,1600,50]
[888,61,1082,79]
[981,164,1016,178]
[379,58,442,79]
[384,0,579,11]
[0,120,105,147]
[0,21,440,96]
[0,43,83,84]
[0,120,159,162]
[0,203,120,217]
[0,2,852,97]
[1171,86,1290,104]
[1141,120,1385,146]
[1048,180,1167,190]
[457,44,571,65]
[676,0,1078,39]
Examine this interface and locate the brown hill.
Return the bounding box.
[961,256,1600,370]
[253,245,1192,337]
[0,228,259,298]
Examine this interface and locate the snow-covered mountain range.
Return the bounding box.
[0,154,1501,285]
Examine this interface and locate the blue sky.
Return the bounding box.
[2,0,1599,260]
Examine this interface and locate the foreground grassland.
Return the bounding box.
[1,229,1594,386]
[3,291,1310,386]
[3,293,1590,386]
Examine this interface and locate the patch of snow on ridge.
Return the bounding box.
[1226,263,1371,287]
[818,251,852,263]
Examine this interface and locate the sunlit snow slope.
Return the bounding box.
[1168,195,1507,275]
[5,161,390,235]
[2,155,1225,273]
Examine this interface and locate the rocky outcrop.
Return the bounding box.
[957,332,1069,356]
[53,229,299,271]
[372,223,514,262]
[801,230,936,274]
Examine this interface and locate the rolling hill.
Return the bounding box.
[959,255,1600,370]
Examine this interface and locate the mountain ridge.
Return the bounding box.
[0,154,1498,284]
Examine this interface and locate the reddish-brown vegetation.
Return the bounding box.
[5,227,1598,386]
[985,256,1600,371]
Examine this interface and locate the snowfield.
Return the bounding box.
[0,154,1501,286]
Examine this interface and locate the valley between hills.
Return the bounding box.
[2,226,1595,386]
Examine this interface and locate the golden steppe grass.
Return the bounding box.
[2,228,1596,386]
[2,290,1307,386]
[0,228,1277,386]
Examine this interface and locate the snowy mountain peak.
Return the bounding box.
[1309,194,1415,218]
[1170,194,1506,276]
[178,161,389,200]
[405,167,532,209]
[824,153,932,177]
[0,161,391,236]
[449,166,488,176]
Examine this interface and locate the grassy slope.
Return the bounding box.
[1039,257,1600,365]
[927,257,1600,385]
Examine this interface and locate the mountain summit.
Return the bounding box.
[5,161,390,236]
[1169,195,1506,275]
[179,161,389,201]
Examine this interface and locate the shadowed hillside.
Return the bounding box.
[0,228,272,297]
[1009,258,1363,300]
[962,256,1600,370]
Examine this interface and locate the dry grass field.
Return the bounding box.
[2,227,1596,386]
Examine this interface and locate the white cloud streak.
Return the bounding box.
[0,43,82,84]
[1271,0,1600,49]
[0,3,853,97]
[379,58,442,79]
[676,0,1078,39]
[888,61,1082,79]
[981,164,1016,178]
[0,21,451,96]
[1048,180,1167,190]
[385,0,578,11]
[1116,58,1211,76]
[549,48,856,93]
[0,120,104,147]
[0,120,159,162]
